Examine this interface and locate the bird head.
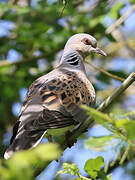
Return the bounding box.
[63,33,106,58]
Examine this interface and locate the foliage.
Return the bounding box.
[0,143,61,180]
[85,135,115,151]
[82,106,135,164]
[84,156,104,179]
[56,106,135,179]
[82,106,135,143]
[57,156,112,180]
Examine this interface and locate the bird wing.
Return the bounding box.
[18,69,81,133]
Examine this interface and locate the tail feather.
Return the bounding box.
[4,130,46,159]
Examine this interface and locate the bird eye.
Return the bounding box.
[81,38,91,45]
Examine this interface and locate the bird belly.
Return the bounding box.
[46,125,75,136]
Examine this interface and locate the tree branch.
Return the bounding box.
[0,55,45,68]
[86,60,125,82]
[59,0,68,17]
[106,4,135,34]
[86,60,135,87]
[0,46,63,68]
[97,72,135,111]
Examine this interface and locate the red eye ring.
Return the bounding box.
[81,38,91,45]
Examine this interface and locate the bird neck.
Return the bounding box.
[59,50,86,73]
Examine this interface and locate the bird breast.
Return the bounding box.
[39,69,96,109]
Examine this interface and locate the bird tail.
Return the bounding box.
[4,130,46,160]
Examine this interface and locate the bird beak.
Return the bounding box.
[95,47,107,56]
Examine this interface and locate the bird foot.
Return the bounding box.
[65,130,77,148]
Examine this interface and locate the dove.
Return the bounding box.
[4,33,106,159]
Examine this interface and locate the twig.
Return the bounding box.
[103,155,128,175]
[86,61,135,87]
[0,46,63,68]
[59,0,67,17]
[27,0,31,7]
[106,4,135,34]
[86,60,125,82]
[9,0,19,5]
[119,146,130,165]
[0,0,19,18]
[97,72,135,112]
[0,55,45,68]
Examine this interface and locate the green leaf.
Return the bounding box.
[56,163,92,180]
[123,121,135,140]
[109,2,124,19]
[0,3,30,14]
[84,156,104,179]
[122,111,135,117]
[0,3,9,12]
[98,170,108,180]
[81,106,112,125]
[1,143,61,180]
[56,163,80,177]
[115,119,135,140]
[64,163,79,176]
[85,135,115,151]
[115,118,129,128]
[107,174,112,180]
[129,0,135,4]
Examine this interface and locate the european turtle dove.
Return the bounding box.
[4,33,106,159]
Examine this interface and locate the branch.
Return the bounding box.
[103,152,129,175]
[0,0,19,18]
[0,46,63,68]
[86,60,125,82]
[97,72,135,111]
[106,4,135,34]
[59,0,68,17]
[9,0,19,5]
[0,55,45,68]
[86,61,135,88]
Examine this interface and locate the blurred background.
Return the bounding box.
[0,0,135,179]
